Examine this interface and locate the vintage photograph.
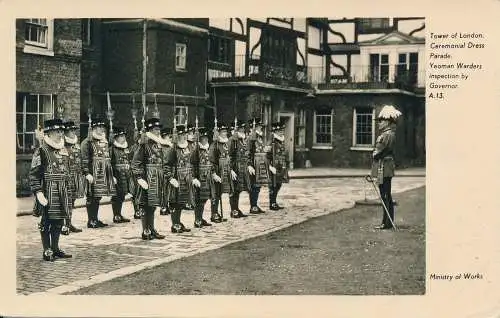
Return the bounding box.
[16,17,426,295]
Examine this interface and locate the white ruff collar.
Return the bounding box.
[161,138,173,147]
[44,135,65,150]
[199,143,209,150]
[177,141,188,149]
[114,140,128,149]
[92,131,107,142]
[65,135,78,145]
[146,132,163,144]
[274,133,285,142]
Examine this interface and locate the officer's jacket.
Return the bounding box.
[371,125,396,182]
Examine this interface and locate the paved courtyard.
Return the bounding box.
[16,176,425,295]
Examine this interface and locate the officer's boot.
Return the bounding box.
[150,208,165,239]
[51,222,72,259]
[68,203,82,233]
[194,202,203,228]
[210,198,222,223]
[269,185,279,210]
[230,194,240,218]
[112,197,130,223]
[39,222,54,262]
[179,208,190,232]
[94,199,108,227]
[200,200,212,226]
[235,192,247,217]
[133,201,142,219]
[141,207,153,240]
[86,199,98,228]
[171,206,183,233]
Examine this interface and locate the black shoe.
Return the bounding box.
[142,231,153,240]
[42,249,55,262]
[202,219,212,226]
[211,214,222,223]
[171,224,183,233]
[151,229,165,239]
[250,206,263,214]
[69,224,82,233]
[113,215,130,223]
[134,212,142,219]
[194,220,203,228]
[269,203,280,211]
[54,249,72,258]
[230,210,241,218]
[180,223,191,232]
[374,224,393,230]
[160,207,169,215]
[96,220,108,227]
[87,220,99,229]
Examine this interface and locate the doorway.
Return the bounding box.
[277,112,294,169]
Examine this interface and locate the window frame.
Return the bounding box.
[16,93,56,154]
[294,109,306,148]
[351,107,376,151]
[82,18,93,46]
[23,18,55,56]
[312,109,333,149]
[175,43,187,71]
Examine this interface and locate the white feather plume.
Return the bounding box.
[378,105,402,120]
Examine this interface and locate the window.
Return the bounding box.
[352,107,375,148]
[82,18,93,45]
[209,36,231,64]
[16,93,56,154]
[369,53,389,82]
[396,52,419,85]
[175,43,187,71]
[24,19,54,56]
[295,109,306,148]
[357,18,390,34]
[174,106,188,125]
[313,109,333,148]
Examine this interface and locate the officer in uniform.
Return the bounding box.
[62,120,84,233]
[159,127,173,216]
[246,118,268,214]
[371,105,401,230]
[81,116,117,228]
[164,125,197,233]
[30,118,73,261]
[109,126,133,223]
[267,121,290,210]
[228,119,248,218]
[129,130,144,220]
[208,123,231,223]
[190,127,213,228]
[131,117,166,240]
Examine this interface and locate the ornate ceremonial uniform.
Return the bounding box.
[246,119,269,214]
[228,120,249,218]
[159,128,173,215]
[190,127,213,228]
[81,117,116,228]
[131,118,166,240]
[267,121,290,210]
[371,112,398,230]
[128,131,143,219]
[30,119,73,261]
[63,121,84,233]
[164,125,194,233]
[208,124,232,223]
[109,127,133,223]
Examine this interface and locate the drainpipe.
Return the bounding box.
[142,19,148,123]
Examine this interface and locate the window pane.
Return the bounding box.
[26,95,38,113]
[26,114,38,132]
[398,53,406,63]
[25,133,35,151]
[380,65,389,81]
[355,108,373,145]
[16,114,24,133]
[381,54,389,64]
[40,95,52,113]
[16,93,25,113]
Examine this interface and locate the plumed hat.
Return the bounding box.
[377,105,402,122]
[43,118,65,132]
[144,117,162,131]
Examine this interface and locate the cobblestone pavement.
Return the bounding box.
[16,177,425,295]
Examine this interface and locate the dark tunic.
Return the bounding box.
[81,136,116,198]
[209,140,233,197]
[267,138,290,185]
[30,141,72,220]
[65,139,86,201]
[371,126,396,184]
[110,142,135,199]
[191,143,212,202]
[228,135,249,193]
[165,143,193,206]
[131,136,165,207]
[247,135,270,186]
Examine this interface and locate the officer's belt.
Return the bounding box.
[93,157,111,161]
[146,163,162,168]
[115,163,130,169]
[44,174,69,182]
